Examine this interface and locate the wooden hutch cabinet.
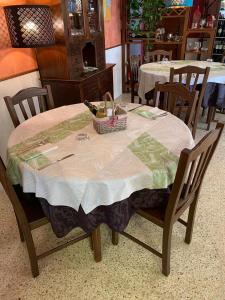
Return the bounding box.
[36,0,114,107]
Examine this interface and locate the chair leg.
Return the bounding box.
[185,199,198,244]
[130,84,134,103]
[89,235,93,250]
[202,108,206,117]
[206,106,215,131]
[162,226,173,276]
[139,97,142,104]
[192,99,202,139]
[112,231,119,245]
[22,225,39,277]
[91,226,102,262]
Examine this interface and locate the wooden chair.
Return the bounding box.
[4,85,55,128]
[112,122,224,276]
[148,50,172,62]
[169,66,210,138]
[143,50,172,106]
[0,156,101,277]
[128,55,142,103]
[153,82,199,132]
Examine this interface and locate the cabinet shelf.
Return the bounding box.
[185,50,209,54]
[153,41,183,45]
[162,15,185,19]
[127,38,183,45]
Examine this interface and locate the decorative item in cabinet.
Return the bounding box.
[181,28,216,60]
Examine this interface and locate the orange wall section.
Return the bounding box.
[0,0,37,81]
[104,0,121,49]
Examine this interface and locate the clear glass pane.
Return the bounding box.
[88,0,99,33]
[68,0,84,36]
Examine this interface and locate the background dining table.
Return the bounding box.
[7,103,194,238]
[138,60,225,108]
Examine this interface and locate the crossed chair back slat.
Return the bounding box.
[4,85,54,127]
[148,50,172,62]
[129,55,142,82]
[169,66,210,138]
[153,82,199,129]
[128,55,142,103]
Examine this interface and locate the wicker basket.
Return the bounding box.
[92,92,127,134]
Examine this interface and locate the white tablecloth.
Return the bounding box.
[138,60,225,100]
[7,103,194,214]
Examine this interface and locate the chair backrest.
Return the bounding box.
[169,65,210,98]
[128,55,142,82]
[148,50,172,62]
[4,85,55,127]
[0,156,29,226]
[165,122,224,224]
[153,82,199,129]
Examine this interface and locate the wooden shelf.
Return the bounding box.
[127,39,182,45]
[186,28,216,34]
[185,50,209,54]
[153,41,183,45]
[127,37,154,41]
[162,15,185,19]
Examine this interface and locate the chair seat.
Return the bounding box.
[134,185,189,225]
[137,204,167,223]
[13,185,46,223]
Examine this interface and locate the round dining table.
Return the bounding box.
[7,103,194,237]
[138,60,225,101]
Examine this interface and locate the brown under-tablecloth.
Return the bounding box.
[14,185,170,238]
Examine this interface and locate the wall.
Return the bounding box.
[104,0,121,49]
[105,46,122,99]
[0,1,37,81]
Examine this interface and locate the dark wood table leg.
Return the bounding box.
[92,226,102,262]
[112,231,119,245]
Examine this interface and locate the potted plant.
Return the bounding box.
[142,0,164,56]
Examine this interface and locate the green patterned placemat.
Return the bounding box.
[132,108,155,119]
[128,132,178,188]
[7,110,92,184]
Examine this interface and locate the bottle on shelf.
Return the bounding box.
[192,5,201,29]
[217,21,223,36]
[206,15,215,28]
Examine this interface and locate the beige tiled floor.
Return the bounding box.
[0,99,225,300]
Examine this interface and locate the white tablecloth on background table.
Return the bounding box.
[7,103,194,214]
[138,60,225,101]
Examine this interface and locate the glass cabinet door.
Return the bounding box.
[67,0,84,36]
[87,0,100,33]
